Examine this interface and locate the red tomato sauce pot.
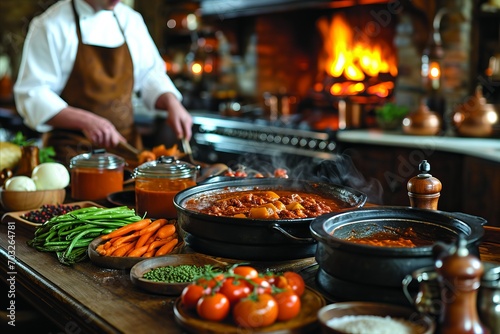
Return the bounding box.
[310,206,486,306]
[173,178,367,261]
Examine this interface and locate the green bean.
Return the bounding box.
[64,228,104,258]
[29,205,143,265]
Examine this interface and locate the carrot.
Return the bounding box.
[135,230,154,249]
[147,234,177,253]
[142,249,156,258]
[112,233,138,247]
[155,238,179,256]
[101,218,152,240]
[156,224,176,240]
[137,219,167,236]
[111,241,136,257]
[127,244,150,257]
[96,244,106,255]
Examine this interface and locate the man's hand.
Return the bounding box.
[81,116,126,148]
[155,92,193,140]
[46,106,126,147]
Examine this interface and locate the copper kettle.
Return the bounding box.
[453,86,499,137]
[402,99,442,136]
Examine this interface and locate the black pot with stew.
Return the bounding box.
[310,206,487,305]
[173,178,367,261]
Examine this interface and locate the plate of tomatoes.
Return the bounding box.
[173,264,326,333]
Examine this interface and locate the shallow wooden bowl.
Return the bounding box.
[130,254,228,295]
[0,188,66,212]
[317,302,435,334]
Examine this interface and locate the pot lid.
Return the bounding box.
[133,156,198,179]
[69,148,125,169]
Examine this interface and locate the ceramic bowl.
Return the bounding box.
[317,302,435,334]
[0,188,66,212]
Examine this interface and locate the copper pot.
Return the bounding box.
[453,86,499,137]
[402,99,442,136]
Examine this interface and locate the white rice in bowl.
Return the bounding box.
[326,315,425,334]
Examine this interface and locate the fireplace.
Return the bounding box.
[199,2,418,130]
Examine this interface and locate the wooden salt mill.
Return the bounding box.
[435,235,490,334]
[407,160,442,210]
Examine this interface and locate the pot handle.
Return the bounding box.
[449,212,488,226]
[402,274,416,306]
[270,223,315,243]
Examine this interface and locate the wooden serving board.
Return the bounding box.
[0,201,103,229]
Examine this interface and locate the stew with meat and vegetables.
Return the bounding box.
[183,190,346,219]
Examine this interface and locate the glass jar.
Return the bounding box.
[133,156,198,219]
[70,149,125,200]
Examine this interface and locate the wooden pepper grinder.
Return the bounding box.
[435,235,490,334]
[407,160,442,210]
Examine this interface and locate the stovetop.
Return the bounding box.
[190,111,338,161]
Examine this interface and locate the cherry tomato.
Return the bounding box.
[219,277,252,305]
[283,271,305,296]
[251,276,272,295]
[196,293,230,322]
[274,168,288,178]
[180,283,206,310]
[261,272,277,286]
[274,275,290,290]
[233,293,279,328]
[274,290,301,321]
[234,170,248,177]
[196,273,225,290]
[233,266,259,279]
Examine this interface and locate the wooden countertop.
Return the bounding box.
[1,219,499,333]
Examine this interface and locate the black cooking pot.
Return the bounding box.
[310,206,486,304]
[173,178,367,261]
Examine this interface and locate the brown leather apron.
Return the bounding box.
[43,0,141,165]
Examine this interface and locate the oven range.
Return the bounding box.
[190,112,338,167]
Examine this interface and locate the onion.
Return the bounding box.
[5,176,37,191]
[31,162,70,190]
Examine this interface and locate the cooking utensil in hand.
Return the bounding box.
[119,141,141,156]
[180,138,197,165]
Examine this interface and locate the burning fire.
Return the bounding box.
[317,14,397,98]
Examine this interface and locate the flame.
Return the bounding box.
[318,13,397,97]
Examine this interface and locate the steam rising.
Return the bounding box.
[229,153,383,204]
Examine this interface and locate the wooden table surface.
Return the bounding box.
[1,216,499,333]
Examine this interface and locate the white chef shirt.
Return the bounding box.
[14,0,182,133]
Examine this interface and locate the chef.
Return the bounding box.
[14,0,192,165]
